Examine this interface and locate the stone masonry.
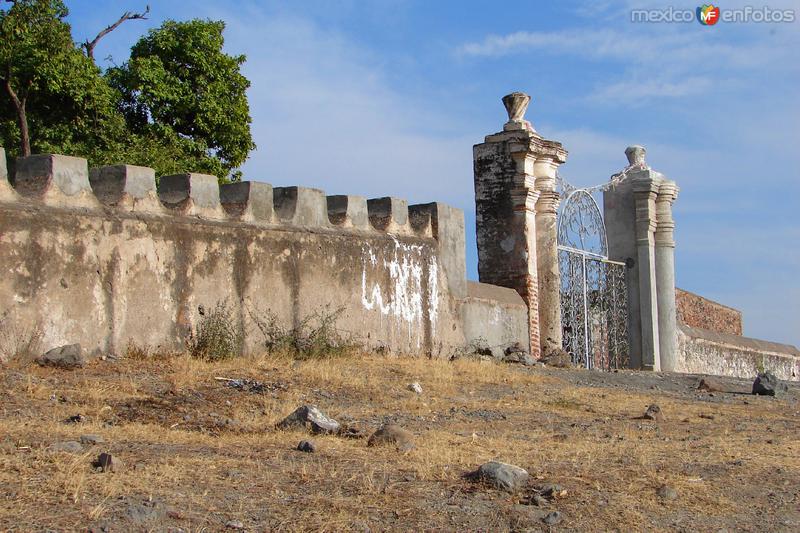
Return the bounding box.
[676,288,743,335]
[0,147,528,360]
[472,93,567,357]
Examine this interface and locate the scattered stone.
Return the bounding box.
[276,405,340,434]
[752,372,786,396]
[80,434,104,445]
[470,461,529,493]
[126,500,166,524]
[337,425,368,439]
[697,377,724,393]
[93,452,123,473]
[297,440,316,453]
[699,413,715,420]
[542,511,563,526]
[367,424,415,451]
[531,493,549,507]
[218,377,287,394]
[50,440,83,453]
[225,519,245,530]
[540,346,573,368]
[36,344,85,369]
[643,404,663,421]
[64,414,87,424]
[657,485,678,501]
[408,381,423,395]
[502,343,535,366]
[538,483,565,497]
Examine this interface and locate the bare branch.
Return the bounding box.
[83,5,150,61]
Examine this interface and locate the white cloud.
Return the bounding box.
[457,25,799,102]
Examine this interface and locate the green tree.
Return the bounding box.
[0,0,122,159]
[108,19,255,181]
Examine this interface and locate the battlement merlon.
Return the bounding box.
[0,149,459,235]
[0,148,467,299]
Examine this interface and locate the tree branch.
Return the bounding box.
[84,5,150,61]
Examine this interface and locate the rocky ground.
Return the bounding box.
[0,351,798,532]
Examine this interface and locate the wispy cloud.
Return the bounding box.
[457,25,798,101]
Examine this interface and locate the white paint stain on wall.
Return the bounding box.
[360,237,439,347]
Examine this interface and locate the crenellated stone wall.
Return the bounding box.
[0,148,527,359]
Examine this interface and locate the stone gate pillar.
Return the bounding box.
[655,180,679,371]
[605,146,680,371]
[472,93,567,357]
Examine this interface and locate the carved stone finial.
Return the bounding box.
[625,145,647,168]
[502,92,534,132]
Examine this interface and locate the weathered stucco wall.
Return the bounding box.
[461,281,529,358]
[0,150,519,359]
[677,325,799,381]
[676,288,743,336]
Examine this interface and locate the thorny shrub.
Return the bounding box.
[188,301,245,361]
[248,305,360,360]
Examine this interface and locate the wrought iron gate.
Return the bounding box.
[557,189,629,370]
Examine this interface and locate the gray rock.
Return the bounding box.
[225,519,245,530]
[752,372,786,396]
[657,485,678,501]
[473,461,529,493]
[531,493,549,507]
[543,511,563,525]
[540,347,573,368]
[297,440,316,453]
[367,424,415,451]
[408,381,423,395]
[697,377,724,392]
[126,501,165,524]
[502,343,534,366]
[643,404,663,421]
[276,405,340,434]
[64,413,87,424]
[37,344,85,369]
[80,434,104,445]
[93,452,123,473]
[50,440,83,453]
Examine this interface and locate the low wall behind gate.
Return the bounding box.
[0,149,527,359]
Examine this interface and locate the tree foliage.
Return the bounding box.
[107,19,255,180]
[0,2,255,182]
[0,0,122,158]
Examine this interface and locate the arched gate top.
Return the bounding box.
[557,189,608,257]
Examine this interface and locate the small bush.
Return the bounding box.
[249,305,359,360]
[188,301,244,361]
[0,311,43,363]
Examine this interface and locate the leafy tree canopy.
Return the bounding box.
[0,0,123,160]
[108,19,255,180]
[0,3,255,182]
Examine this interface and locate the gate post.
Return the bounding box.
[473,93,567,357]
[655,180,679,371]
[604,146,663,370]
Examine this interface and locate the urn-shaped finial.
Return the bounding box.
[502,92,530,123]
[625,145,647,168]
[501,92,534,132]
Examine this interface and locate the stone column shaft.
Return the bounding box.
[533,156,562,352]
[632,178,661,371]
[655,181,679,371]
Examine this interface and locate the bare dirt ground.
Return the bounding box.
[1,352,798,532]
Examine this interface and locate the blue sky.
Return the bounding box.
[63,1,799,346]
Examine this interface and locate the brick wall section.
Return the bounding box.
[675,288,743,336]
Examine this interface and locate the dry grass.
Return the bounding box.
[0,352,798,532]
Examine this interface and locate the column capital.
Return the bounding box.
[534,189,560,215]
[657,179,679,202]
